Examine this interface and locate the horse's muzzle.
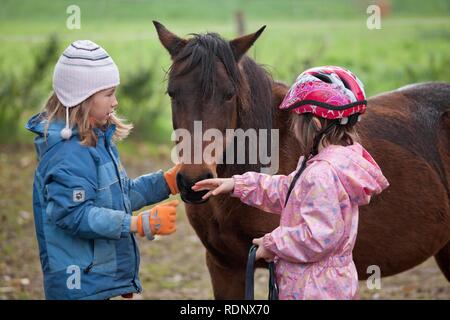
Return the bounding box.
[177,172,213,204]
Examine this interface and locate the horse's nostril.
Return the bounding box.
[204,172,213,180]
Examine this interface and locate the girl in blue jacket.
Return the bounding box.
[26,40,180,300]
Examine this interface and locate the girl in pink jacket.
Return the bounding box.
[193,66,389,300]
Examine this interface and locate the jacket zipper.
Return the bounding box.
[84,262,94,274]
[130,234,141,293]
[106,142,141,293]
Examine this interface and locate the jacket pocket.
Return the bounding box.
[88,239,117,277]
[44,218,93,273]
[276,261,310,300]
[95,162,119,208]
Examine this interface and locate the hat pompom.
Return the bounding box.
[60,127,72,139]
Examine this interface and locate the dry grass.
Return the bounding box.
[0,144,448,300]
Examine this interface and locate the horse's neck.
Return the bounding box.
[274,108,302,175]
[270,88,302,175]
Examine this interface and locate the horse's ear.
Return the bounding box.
[229,25,266,61]
[153,20,187,58]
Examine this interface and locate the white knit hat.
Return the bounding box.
[52,40,120,139]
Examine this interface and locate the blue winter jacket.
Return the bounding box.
[26,113,170,300]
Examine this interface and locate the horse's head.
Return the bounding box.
[154,21,268,204]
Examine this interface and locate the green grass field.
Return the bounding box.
[0,0,449,144]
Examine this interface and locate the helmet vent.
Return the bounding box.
[312,72,332,84]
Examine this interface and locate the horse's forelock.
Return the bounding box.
[171,33,241,99]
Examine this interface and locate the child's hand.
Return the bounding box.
[253,237,276,262]
[164,163,182,195]
[191,178,235,200]
[137,200,179,239]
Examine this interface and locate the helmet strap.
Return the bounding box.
[311,119,339,156]
[283,155,309,208]
[283,119,339,207]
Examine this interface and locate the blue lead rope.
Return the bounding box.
[245,244,279,300]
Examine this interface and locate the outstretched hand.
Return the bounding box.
[191,178,235,200]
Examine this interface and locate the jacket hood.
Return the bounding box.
[308,143,389,205]
[25,112,78,159]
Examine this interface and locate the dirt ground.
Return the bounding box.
[0,145,449,300]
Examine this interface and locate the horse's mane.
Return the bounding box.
[172,33,241,99]
[237,56,274,131]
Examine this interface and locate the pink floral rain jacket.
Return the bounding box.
[232,143,389,300]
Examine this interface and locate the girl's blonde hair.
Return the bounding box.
[43,92,132,147]
[291,113,360,155]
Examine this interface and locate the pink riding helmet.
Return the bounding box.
[279,66,367,124]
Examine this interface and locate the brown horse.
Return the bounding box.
[153,21,450,299]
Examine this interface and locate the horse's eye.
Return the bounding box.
[167,90,176,98]
[223,92,235,102]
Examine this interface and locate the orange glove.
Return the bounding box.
[164,164,181,195]
[136,200,179,240]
